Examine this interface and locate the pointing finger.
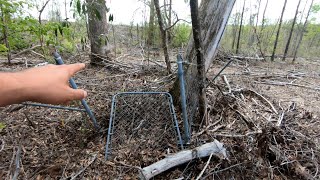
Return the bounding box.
[68,89,88,100]
[65,63,86,76]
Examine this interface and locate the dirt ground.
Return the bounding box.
[0,50,319,179]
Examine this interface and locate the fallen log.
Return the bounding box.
[139,140,227,179]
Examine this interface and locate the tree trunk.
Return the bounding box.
[190,0,206,123]
[38,0,51,53]
[170,0,235,127]
[87,0,108,64]
[261,0,268,31]
[0,5,11,64]
[168,0,172,43]
[163,0,172,43]
[293,0,308,48]
[147,0,155,47]
[231,13,239,50]
[236,0,245,54]
[255,0,261,29]
[293,0,314,62]
[282,0,301,61]
[271,0,287,61]
[154,0,172,74]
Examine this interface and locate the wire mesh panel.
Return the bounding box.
[105,92,183,169]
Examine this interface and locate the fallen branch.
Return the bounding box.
[230,55,264,61]
[11,45,42,59]
[139,140,227,179]
[255,81,320,91]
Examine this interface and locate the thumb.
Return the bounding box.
[69,89,88,100]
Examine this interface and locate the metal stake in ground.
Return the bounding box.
[53,51,99,129]
[177,54,191,143]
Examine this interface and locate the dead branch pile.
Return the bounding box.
[185,82,320,179]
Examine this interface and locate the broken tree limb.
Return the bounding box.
[11,45,42,59]
[139,140,227,179]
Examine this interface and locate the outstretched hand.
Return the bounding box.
[0,63,87,107]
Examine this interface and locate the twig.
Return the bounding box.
[6,147,16,180]
[30,50,45,58]
[222,75,231,94]
[23,112,36,129]
[195,153,213,180]
[214,130,262,138]
[207,58,234,88]
[11,45,42,59]
[249,89,278,114]
[277,111,285,127]
[70,153,98,180]
[0,139,4,152]
[12,146,21,180]
[202,163,244,179]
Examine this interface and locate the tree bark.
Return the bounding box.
[282,0,301,61]
[154,0,172,74]
[170,0,235,126]
[293,0,314,62]
[87,0,108,64]
[271,0,287,61]
[236,0,245,54]
[190,0,206,123]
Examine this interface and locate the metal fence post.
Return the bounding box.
[53,52,99,129]
[177,54,190,143]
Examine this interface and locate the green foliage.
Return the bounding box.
[221,19,320,58]
[0,122,6,132]
[0,44,8,52]
[0,0,88,56]
[311,3,320,13]
[172,23,191,48]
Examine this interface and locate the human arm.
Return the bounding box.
[0,63,87,107]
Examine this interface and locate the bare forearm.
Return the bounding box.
[0,72,28,107]
[0,64,87,107]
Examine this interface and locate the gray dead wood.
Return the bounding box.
[139,140,227,179]
[11,45,42,59]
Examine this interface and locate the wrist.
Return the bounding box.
[0,72,27,106]
[11,71,35,102]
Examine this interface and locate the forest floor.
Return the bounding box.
[0,49,319,179]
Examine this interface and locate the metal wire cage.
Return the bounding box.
[105,92,183,167]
